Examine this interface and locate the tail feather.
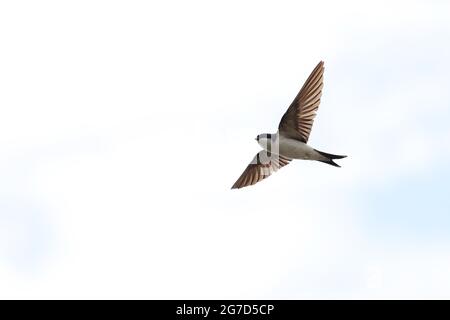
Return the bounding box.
[318,159,341,167]
[313,149,347,159]
[314,149,347,168]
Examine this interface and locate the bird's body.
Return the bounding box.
[257,132,324,161]
[231,61,346,189]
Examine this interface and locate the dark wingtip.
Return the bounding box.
[231,183,240,190]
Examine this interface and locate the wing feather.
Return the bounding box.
[278,61,325,143]
[231,151,291,189]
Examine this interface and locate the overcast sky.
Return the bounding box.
[1,0,450,299]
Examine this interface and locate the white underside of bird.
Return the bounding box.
[257,132,327,161]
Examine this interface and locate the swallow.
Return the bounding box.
[232,61,346,189]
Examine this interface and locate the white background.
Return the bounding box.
[1,0,450,299]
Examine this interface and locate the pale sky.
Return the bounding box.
[1,0,450,299]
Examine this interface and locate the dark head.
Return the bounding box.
[255,133,273,142]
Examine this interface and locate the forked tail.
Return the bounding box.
[313,149,347,167]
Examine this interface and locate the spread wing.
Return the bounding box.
[231,151,291,189]
[278,61,324,143]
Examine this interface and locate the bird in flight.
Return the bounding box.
[232,61,346,189]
